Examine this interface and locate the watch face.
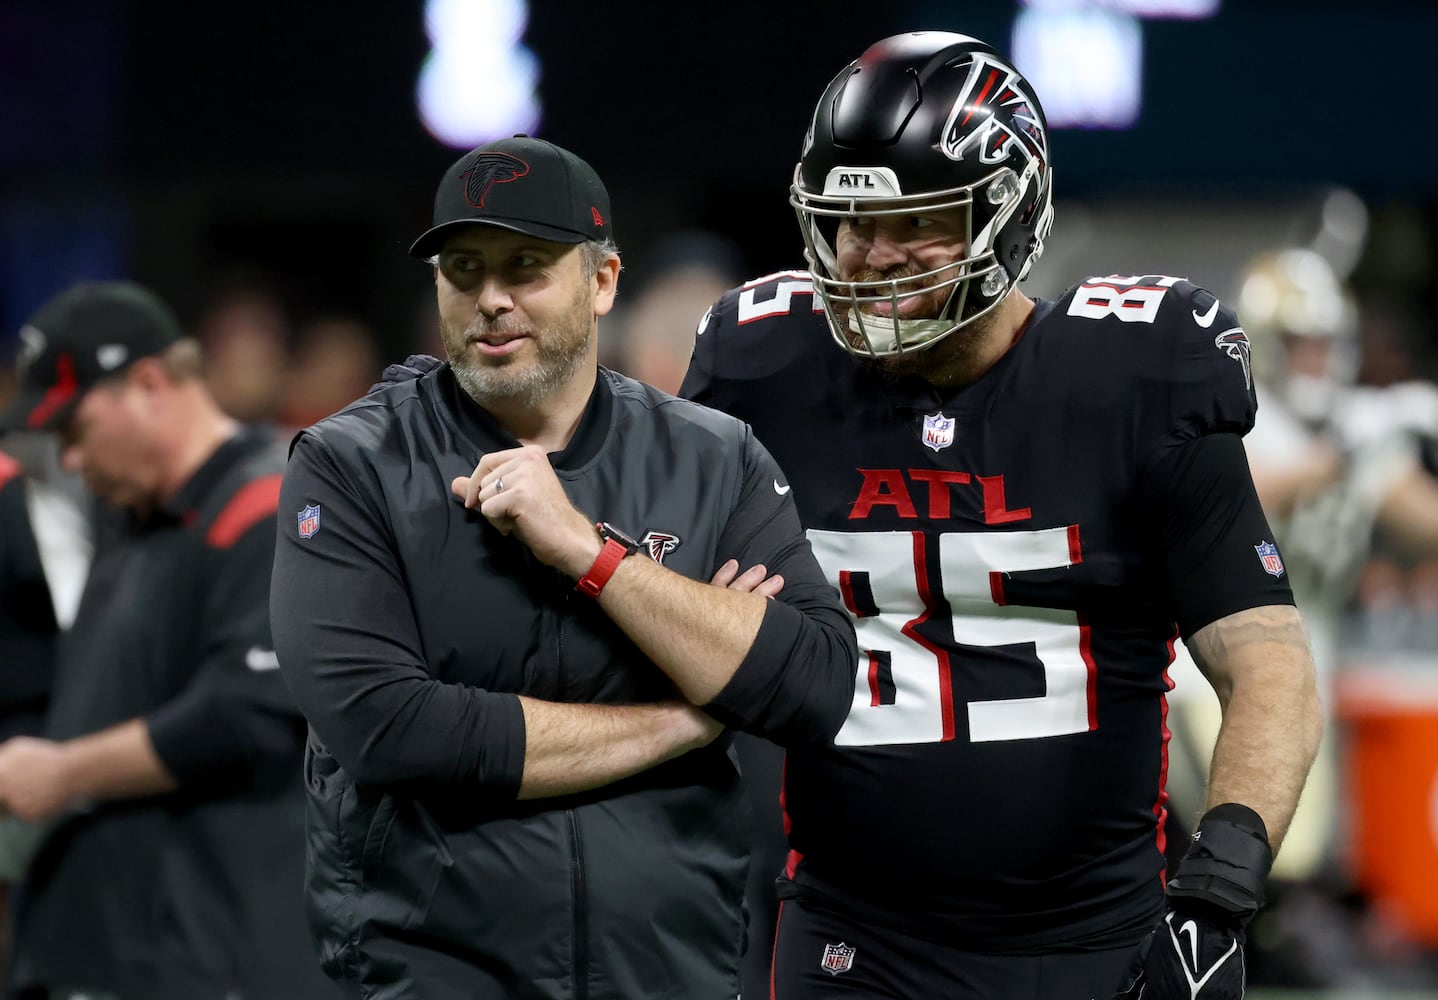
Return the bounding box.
[599,522,640,551]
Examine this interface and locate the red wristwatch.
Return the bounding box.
[575,522,641,597]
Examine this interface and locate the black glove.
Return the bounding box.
[368,354,443,395]
[1114,803,1273,1000]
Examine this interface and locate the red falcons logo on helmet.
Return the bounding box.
[641,531,682,565]
[460,151,530,209]
[941,55,1048,172]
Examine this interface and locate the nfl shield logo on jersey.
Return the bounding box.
[1255,540,1285,577]
[821,941,856,976]
[297,504,322,539]
[921,411,955,452]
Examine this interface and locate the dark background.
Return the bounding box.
[3,0,1436,356]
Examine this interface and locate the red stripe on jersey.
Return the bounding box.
[902,531,956,740]
[27,353,78,429]
[743,269,810,288]
[205,474,282,549]
[989,570,1006,606]
[1152,626,1180,867]
[1068,523,1083,564]
[770,900,786,1000]
[779,755,792,838]
[0,451,20,490]
[1078,280,1170,294]
[866,651,882,707]
[1078,612,1098,731]
[838,570,857,615]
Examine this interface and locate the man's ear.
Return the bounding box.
[593,254,621,317]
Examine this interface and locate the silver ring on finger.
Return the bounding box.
[495,477,505,493]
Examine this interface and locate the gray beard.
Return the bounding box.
[443,290,593,409]
[448,339,589,409]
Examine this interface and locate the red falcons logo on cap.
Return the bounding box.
[460,151,530,208]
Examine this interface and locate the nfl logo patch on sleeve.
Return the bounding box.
[821,941,856,976]
[1255,540,1284,577]
[298,504,322,539]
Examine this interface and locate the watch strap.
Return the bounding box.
[576,537,630,597]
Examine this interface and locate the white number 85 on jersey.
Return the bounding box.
[808,527,1095,747]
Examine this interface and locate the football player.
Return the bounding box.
[680,31,1323,1000]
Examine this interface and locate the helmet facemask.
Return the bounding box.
[791,160,1046,360]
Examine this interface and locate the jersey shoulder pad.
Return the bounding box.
[1054,273,1256,443]
[684,270,831,396]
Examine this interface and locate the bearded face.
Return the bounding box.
[442,271,594,409]
[434,230,603,410]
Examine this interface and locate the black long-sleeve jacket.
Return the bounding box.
[270,365,854,1000]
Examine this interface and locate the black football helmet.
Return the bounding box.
[792,31,1054,358]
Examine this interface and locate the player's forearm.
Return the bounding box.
[516,697,718,799]
[1188,605,1323,851]
[61,719,179,803]
[596,555,768,705]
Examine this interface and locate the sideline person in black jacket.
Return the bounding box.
[0,281,332,999]
[270,135,856,1000]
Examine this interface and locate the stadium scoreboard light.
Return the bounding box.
[1014,0,1220,129]
[417,0,541,147]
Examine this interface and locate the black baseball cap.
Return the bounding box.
[2,281,182,432]
[409,134,613,259]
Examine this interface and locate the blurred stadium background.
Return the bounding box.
[3,1,1438,996]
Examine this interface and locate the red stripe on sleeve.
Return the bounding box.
[205,474,283,549]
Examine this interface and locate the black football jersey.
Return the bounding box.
[682,270,1271,952]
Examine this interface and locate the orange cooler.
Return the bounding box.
[1338,663,1438,945]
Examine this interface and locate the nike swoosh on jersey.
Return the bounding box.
[774,480,792,496]
[1192,299,1221,328]
[246,646,280,671]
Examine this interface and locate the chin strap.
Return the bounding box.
[847,311,954,356]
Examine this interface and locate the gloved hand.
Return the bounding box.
[368,354,444,395]
[1114,803,1272,1000]
[1114,903,1245,1000]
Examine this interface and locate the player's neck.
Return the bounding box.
[923,289,1036,392]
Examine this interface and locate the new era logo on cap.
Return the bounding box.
[409,134,613,259]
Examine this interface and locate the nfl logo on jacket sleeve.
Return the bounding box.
[1255,540,1284,577]
[820,941,856,976]
[297,504,322,539]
